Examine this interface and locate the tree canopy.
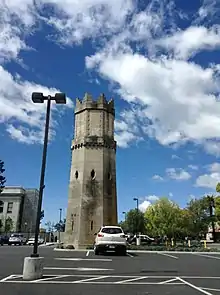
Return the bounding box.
[0,160,6,194]
[120,195,220,239]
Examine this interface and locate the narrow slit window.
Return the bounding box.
[91,169,96,180]
[91,220,93,231]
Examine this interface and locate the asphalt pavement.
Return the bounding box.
[1,246,220,295]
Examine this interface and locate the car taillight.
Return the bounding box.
[98,234,104,237]
[120,235,125,238]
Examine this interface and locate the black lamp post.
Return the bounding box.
[31,92,66,257]
[208,196,216,243]
[59,208,62,243]
[133,197,139,235]
[122,211,126,221]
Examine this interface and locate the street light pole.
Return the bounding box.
[133,197,139,236]
[208,196,216,243]
[31,92,66,258]
[59,208,62,243]
[122,211,126,222]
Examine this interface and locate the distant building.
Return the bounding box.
[0,186,39,233]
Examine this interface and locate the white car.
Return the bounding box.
[27,237,44,246]
[94,226,127,255]
[8,234,27,246]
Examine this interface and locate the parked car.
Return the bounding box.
[0,236,4,246]
[27,237,44,246]
[128,234,154,245]
[8,234,27,246]
[94,225,127,255]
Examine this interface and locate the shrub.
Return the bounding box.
[86,245,94,249]
[65,244,75,249]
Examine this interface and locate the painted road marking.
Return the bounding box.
[0,275,17,282]
[177,277,213,295]
[73,275,110,283]
[159,278,179,284]
[44,267,114,271]
[157,252,179,259]
[86,251,90,256]
[54,258,112,262]
[193,253,220,260]
[115,276,148,284]
[126,252,134,257]
[32,275,69,283]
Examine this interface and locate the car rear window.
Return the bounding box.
[101,227,123,234]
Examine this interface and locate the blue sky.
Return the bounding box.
[1,0,220,226]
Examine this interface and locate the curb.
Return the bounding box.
[53,248,220,254]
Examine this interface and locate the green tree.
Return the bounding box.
[216,183,220,193]
[185,196,211,239]
[4,217,13,233]
[214,196,220,223]
[125,209,146,234]
[0,219,3,233]
[54,218,66,232]
[144,197,183,238]
[0,160,6,194]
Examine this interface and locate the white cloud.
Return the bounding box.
[1,0,220,152]
[195,161,220,189]
[155,26,220,60]
[166,168,191,181]
[172,154,181,160]
[207,162,220,173]
[139,200,151,213]
[195,173,219,189]
[138,195,159,213]
[188,164,198,170]
[40,0,134,45]
[203,141,220,157]
[0,66,73,144]
[152,175,164,181]
[85,2,220,153]
[168,192,173,197]
[195,0,219,24]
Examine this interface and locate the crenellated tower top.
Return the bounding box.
[75,93,115,116]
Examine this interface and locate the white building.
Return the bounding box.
[0,186,39,233]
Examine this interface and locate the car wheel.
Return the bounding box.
[119,246,127,256]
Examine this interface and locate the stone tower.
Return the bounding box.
[65,93,118,249]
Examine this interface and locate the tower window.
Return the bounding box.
[0,201,3,213]
[108,172,112,180]
[91,169,96,180]
[75,171,79,179]
[91,220,93,231]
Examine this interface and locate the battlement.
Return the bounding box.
[75,93,115,116]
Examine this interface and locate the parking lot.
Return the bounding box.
[1,246,220,295]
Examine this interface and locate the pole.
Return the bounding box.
[136,199,139,235]
[59,208,62,243]
[209,198,216,243]
[31,98,51,257]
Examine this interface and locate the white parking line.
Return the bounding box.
[55,258,112,262]
[44,267,114,271]
[32,275,69,283]
[73,276,110,283]
[86,251,90,256]
[115,276,148,284]
[159,278,178,284]
[193,253,220,260]
[201,287,220,292]
[126,252,134,257]
[157,252,179,259]
[0,275,16,282]
[177,277,213,295]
